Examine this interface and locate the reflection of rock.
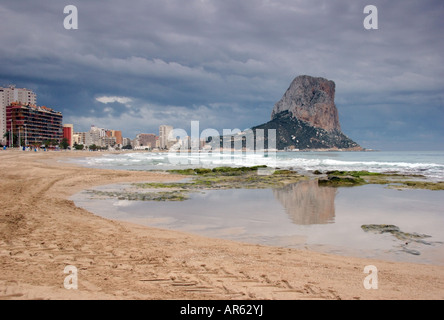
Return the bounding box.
[273,180,336,225]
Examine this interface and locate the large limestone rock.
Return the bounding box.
[251,75,362,150]
[271,75,340,132]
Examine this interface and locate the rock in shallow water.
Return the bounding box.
[361,224,432,243]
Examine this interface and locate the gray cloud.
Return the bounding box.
[0,0,443,150]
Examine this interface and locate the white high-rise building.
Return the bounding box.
[85,125,106,147]
[0,86,37,145]
[159,125,173,149]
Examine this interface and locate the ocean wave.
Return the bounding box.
[321,159,444,169]
[71,151,444,180]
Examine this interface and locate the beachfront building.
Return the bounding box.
[177,136,191,150]
[74,126,125,149]
[0,86,37,145]
[85,125,106,147]
[73,132,86,146]
[103,136,117,148]
[106,129,123,145]
[159,125,174,149]
[122,137,132,148]
[63,124,74,149]
[135,133,157,149]
[6,102,63,147]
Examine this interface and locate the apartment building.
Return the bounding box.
[136,133,157,149]
[159,125,173,149]
[1,86,37,144]
[63,124,74,148]
[6,102,63,146]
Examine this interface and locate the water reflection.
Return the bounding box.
[273,180,337,225]
[72,181,444,265]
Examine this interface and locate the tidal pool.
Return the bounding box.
[71,180,444,265]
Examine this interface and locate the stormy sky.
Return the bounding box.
[1,0,443,150]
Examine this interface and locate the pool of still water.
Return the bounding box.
[71,181,444,265]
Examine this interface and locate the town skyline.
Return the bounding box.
[0,84,179,150]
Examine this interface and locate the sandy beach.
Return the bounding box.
[0,150,443,300]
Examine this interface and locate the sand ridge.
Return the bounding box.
[0,150,443,300]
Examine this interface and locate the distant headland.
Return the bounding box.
[252,75,363,151]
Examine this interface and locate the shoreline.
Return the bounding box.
[1,150,443,300]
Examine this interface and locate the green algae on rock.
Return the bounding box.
[361,224,439,256]
[390,181,444,191]
[139,166,306,190]
[318,175,366,186]
[87,167,444,203]
[86,189,189,201]
[316,170,444,190]
[87,166,307,203]
[361,224,432,243]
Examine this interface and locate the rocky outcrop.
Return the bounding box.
[251,75,362,150]
[271,75,340,132]
[252,111,361,150]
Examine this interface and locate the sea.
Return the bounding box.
[70,150,444,265]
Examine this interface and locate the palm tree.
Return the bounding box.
[2,132,8,147]
[60,138,69,150]
[3,131,18,147]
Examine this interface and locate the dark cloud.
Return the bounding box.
[0,0,443,150]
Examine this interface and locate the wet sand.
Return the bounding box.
[1,150,443,300]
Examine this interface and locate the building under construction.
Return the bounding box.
[6,102,63,146]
